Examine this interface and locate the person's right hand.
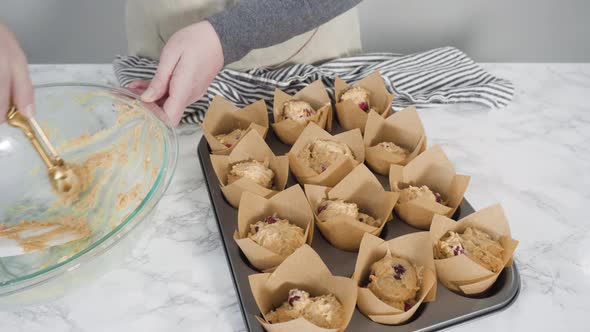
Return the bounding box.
[126,20,224,127]
[0,23,33,124]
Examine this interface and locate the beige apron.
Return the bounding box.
[126,0,362,70]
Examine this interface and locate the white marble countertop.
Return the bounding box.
[0,63,588,332]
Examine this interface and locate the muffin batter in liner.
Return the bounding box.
[304,164,398,251]
[201,96,269,155]
[297,139,355,174]
[227,159,275,189]
[265,289,345,329]
[352,232,437,325]
[364,106,427,175]
[430,204,518,295]
[288,122,364,187]
[234,185,314,272]
[334,71,395,133]
[249,245,357,332]
[272,80,333,145]
[389,145,470,230]
[210,130,289,208]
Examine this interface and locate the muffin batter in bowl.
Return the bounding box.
[0,84,177,300]
[0,216,91,253]
[2,106,158,254]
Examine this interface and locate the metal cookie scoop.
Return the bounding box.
[6,105,81,195]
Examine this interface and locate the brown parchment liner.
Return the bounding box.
[210,130,289,208]
[249,245,357,332]
[272,80,334,145]
[201,95,269,155]
[234,185,314,272]
[429,204,519,295]
[288,122,365,187]
[364,106,427,175]
[389,145,470,230]
[351,232,437,325]
[334,71,395,133]
[304,164,398,252]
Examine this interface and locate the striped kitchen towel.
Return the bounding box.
[113,46,514,124]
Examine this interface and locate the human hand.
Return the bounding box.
[127,20,224,127]
[0,23,33,124]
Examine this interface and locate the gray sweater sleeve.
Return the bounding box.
[207,0,363,65]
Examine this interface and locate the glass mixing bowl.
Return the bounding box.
[0,83,177,305]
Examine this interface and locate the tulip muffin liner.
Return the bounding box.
[272,80,333,145]
[201,96,269,155]
[234,185,314,272]
[364,106,427,175]
[288,122,365,187]
[304,164,398,252]
[430,204,519,295]
[249,245,357,332]
[334,71,395,133]
[210,130,289,208]
[389,145,470,230]
[352,232,437,325]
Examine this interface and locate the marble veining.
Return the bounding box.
[0,63,588,331]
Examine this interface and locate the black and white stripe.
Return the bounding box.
[113,47,514,124]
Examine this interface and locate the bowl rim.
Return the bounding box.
[0,83,179,294]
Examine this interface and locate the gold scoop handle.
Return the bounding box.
[6,105,58,170]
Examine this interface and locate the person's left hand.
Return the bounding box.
[0,23,34,123]
[127,20,224,127]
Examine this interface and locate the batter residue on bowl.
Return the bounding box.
[2,102,160,254]
[0,216,91,253]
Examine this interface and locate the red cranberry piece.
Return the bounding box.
[393,264,406,276]
[358,101,369,112]
[358,217,364,222]
[453,246,465,256]
[254,226,259,233]
[224,143,232,148]
[320,164,327,172]
[434,192,443,203]
[317,204,328,214]
[288,295,301,306]
[264,215,278,224]
[303,108,312,117]
[404,303,412,311]
[393,263,406,280]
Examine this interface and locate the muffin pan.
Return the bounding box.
[197,122,520,332]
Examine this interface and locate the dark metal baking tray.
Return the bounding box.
[197,123,520,332]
